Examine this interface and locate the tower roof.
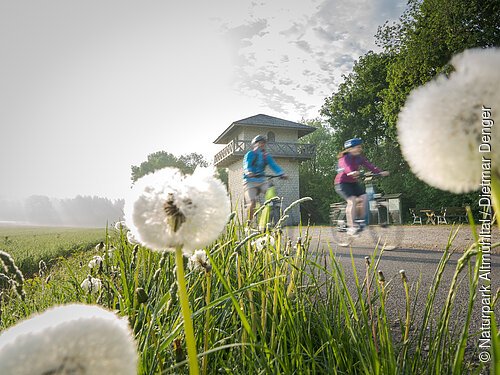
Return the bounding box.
[213,114,316,144]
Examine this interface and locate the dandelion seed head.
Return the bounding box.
[252,234,275,251]
[88,256,103,270]
[114,221,127,231]
[398,47,500,193]
[80,276,102,294]
[38,260,47,273]
[399,269,408,282]
[188,250,211,272]
[124,167,231,255]
[0,304,137,375]
[127,231,139,245]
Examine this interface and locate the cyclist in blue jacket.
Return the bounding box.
[243,135,287,220]
[334,138,389,235]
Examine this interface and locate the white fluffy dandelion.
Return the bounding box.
[127,231,139,245]
[188,249,211,272]
[252,234,276,251]
[0,304,137,375]
[95,241,105,252]
[80,276,102,294]
[398,47,500,193]
[114,221,127,231]
[88,255,103,270]
[106,246,116,260]
[124,167,231,255]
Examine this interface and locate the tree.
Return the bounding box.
[131,151,209,182]
[374,0,498,215]
[377,0,500,128]
[24,195,60,225]
[299,119,337,224]
[319,52,408,215]
[309,0,498,221]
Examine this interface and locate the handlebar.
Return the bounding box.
[363,173,380,181]
[250,174,286,179]
[361,171,387,182]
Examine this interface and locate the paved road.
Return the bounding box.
[283,225,500,351]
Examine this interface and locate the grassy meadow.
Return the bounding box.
[0,220,497,374]
[0,226,106,277]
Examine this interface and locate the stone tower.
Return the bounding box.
[213,114,316,225]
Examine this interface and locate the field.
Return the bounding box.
[0,225,106,277]
[0,221,497,374]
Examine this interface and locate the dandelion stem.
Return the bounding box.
[202,271,212,375]
[175,246,199,375]
[364,257,378,353]
[400,270,411,344]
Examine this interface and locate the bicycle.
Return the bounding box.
[252,175,283,230]
[330,172,403,250]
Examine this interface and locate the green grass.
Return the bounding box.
[0,218,495,374]
[0,226,106,276]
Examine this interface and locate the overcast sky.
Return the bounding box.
[0,0,406,201]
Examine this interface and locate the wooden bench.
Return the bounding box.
[443,207,468,223]
[330,202,346,224]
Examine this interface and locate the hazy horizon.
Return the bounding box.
[1,0,406,201]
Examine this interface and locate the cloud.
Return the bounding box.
[0,0,408,201]
[293,40,313,53]
[313,26,348,43]
[332,54,355,68]
[224,19,269,44]
[220,0,406,119]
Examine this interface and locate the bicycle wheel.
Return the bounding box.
[329,203,355,247]
[330,221,356,247]
[369,205,403,250]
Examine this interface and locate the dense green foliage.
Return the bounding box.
[130,151,229,187]
[131,151,209,182]
[377,0,500,128]
[302,0,499,224]
[298,120,337,223]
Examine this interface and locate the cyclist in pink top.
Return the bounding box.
[334,138,389,235]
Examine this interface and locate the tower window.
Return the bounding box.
[267,131,275,142]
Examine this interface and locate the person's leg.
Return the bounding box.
[357,194,368,223]
[247,200,256,221]
[345,196,357,228]
[244,182,264,223]
[244,184,258,222]
[336,183,358,229]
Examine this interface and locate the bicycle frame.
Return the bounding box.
[330,172,402,249]
[364,175,389,226]
[258,180,279,229]
[252,175,282,230]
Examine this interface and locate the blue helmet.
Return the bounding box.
[252,134,267,145]
[344,138,363,149]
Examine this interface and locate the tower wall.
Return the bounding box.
[227,155,301,225]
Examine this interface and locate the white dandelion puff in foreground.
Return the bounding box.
[124,167,231,255]
[0,304,137,375]
[398,47,500,193]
